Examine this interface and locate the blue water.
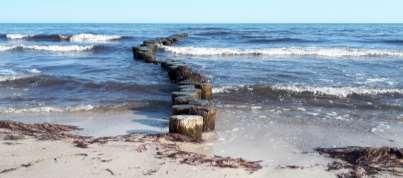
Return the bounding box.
[0,23,402,123]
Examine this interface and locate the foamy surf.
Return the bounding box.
[0,68,42,82]
[28,68,42,74]
[22,45,94,52]
[272,85,403,98]
[0,45,17,52]
[160,46,403,59]
[0,69,19,82]
[212,85,247,94]
[69,33,122,42]
[0,102,151,114]
[0,105,96,114]
[4,33,123,42]
[6,34,28,40]
[0,75,30,82]
[214,85,403,98]
[0,45,94,52]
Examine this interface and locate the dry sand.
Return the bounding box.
[0,134,251,178]
[0,128,337,178]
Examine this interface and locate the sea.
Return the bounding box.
[1,24,402,167]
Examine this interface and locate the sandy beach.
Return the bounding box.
[0,121,336,178]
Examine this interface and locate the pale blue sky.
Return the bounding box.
[1,0,403,23]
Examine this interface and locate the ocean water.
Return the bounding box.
[0,24,402,145]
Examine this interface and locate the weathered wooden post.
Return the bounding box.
[172,105,217,132]
[169,115,204,141]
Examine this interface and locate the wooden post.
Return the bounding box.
[172,105,217,132]
[169,115,203,141]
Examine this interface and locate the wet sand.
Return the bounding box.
[0,109,170,137]
[206,106,403,177]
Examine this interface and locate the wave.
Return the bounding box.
[3,33,124,42]
[214,84,403,98]
[0,105,96,114]
[0,74,173,94]
[69,33,123,42]
[379,39,403,45]
[160,46,403,58]
[22,44,94,52]
[0,44,94,52]
[6,34,29,40]
[0,45,16,52]
[245,38,320,44]
[195,31,233,36]
[0,74,32,82]
[0,74,26,82]
[0,100,169,114]
[358,38,403,45]
[186,27,229,31]
[0,68,41,82]
[28,68,42,74]
[271,85,403,98]
[5,33,70,41]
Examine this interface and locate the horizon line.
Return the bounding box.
[1,22,403,24]
[1,17,403,24]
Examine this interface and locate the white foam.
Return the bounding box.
[0,45,94,52]
[21,45,94,52]
[0,68,43,82]
[213,85,246,94]
[272,85,403,98]
[364,78,396,86]
[0,69,21,82]
[0,45,17,51]
[70,33,122,43]
[6,34,28,40]
[371,122,391,133]
[68,105,95,112]
[28,68,41,74]
[160,46,403,58]
[0,75,23,82]
[213,84,403,97]
[0,105,96,114]
[366,78,388,83]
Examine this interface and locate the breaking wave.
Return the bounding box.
[69,33,123,42]
[214,85,403,98]
[160,46,403,59]
[0,74,172,94]
[0,105,97,114]
[0,44,94,52]
[244,38,321,44]
[3,33,124,42]
[0,69,41,82]
[271,85,403,98]
[6,34,30,40]
[0,100,169,114]
[0,45,16,52]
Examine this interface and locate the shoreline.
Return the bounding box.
[1,120,401,178]
[0,120,262,178]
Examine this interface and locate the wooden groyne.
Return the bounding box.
[133,33,216,141]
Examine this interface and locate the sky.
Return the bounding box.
[0,0,403,23]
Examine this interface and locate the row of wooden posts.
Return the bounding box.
[132,33,217,141]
